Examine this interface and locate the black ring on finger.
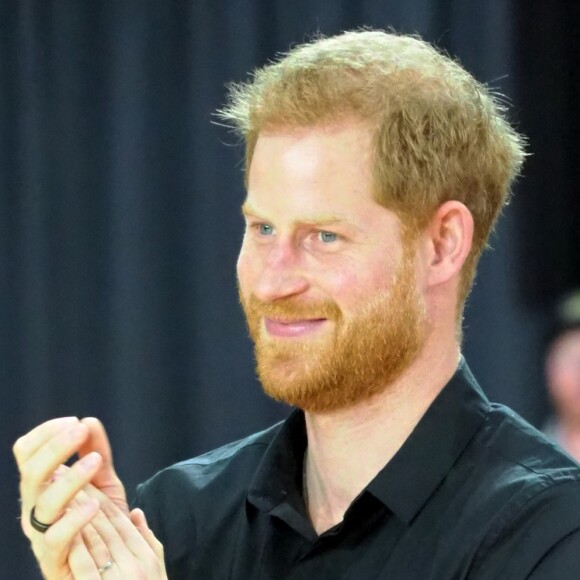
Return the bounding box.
[30,506,53,533]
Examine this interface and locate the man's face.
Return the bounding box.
[237,122,428,413]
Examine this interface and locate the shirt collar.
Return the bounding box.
[247,360,490,524]
[367,359,490,524]
[247,409,307,512]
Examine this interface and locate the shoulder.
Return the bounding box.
[477,402,580,519]
[145,420,278,486]
[468,404,580,577]
[481,402,580,482]
[137,420,282,502]
[132,421,283,556]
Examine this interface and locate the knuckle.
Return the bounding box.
[43,526,64,551]
[20,515,33,538]
[66,464,86,486]
[18,458,31,478]
[19,459,44,489]
[72,560,93,577]
[47,432,70,457]
[12,437,26,463]
[100,501,116,518]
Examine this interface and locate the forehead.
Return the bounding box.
[246,123,378,220]
[250,122,373,175]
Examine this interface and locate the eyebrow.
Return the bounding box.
[241,202,350,228]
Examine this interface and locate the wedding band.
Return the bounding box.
[30,506,52,533]
[98,560,114,574]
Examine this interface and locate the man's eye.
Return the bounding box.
[319,231,338,243]
[257,223,274,236]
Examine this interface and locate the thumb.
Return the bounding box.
[79,417,128,513]
[78,417,113,466]
[131,508,165,565]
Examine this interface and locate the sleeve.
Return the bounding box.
[526,530,580,579]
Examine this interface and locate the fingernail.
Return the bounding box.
[69,423,87,441]
[50,466,67,482]
[80,452,100,470]
[67,425,81,441]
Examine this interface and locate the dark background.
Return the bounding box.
[1,1,578,577]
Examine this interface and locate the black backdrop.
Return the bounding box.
[1,1,578,577]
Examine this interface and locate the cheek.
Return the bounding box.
[317,258,393,308]
[236,248,252,292]
[236,245,256,291]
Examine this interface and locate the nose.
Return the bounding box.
[252,240,310,303]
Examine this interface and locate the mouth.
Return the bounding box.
[264,317,328,338]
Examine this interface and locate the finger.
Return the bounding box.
[18,424,90,522]
[13,417,80,468]
[79,418,128,513]
[19,464,68,537]
[130,507,147,529]
[51,464,69,481]
[80,487,164,575]
[89,500,163,575]
[81,522,113,573]
[20,423,89,493]
[68,533,101,580]
[74,485,148,557]
[88,509,140,571]
[70,492,113,572]
[33,452,103,531]
[91,496,153,559]
[78,418,113,466]
[131,508,165,563]
[37,498,99,571]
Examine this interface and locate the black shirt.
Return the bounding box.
[134,361,580,579]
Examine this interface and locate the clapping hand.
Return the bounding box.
[13,417,166,579]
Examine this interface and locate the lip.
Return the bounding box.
[264,317,327,338]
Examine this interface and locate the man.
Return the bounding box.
[543,289,580,461]
[14,30,580,579]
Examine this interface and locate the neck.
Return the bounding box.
[303,339,460,534]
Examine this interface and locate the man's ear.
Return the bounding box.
[424,201,474,288]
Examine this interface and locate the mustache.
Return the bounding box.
[242,294,342,321]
